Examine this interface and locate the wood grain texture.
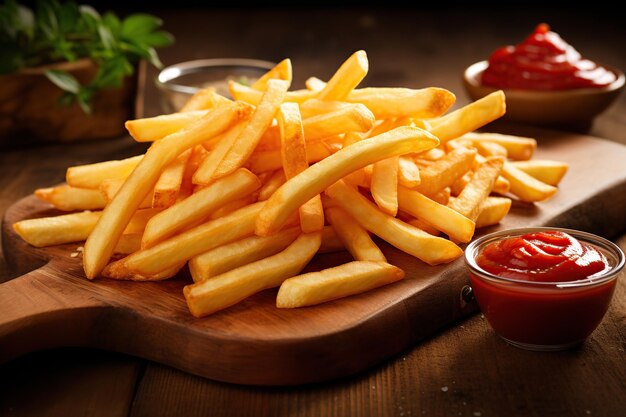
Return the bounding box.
[2,130,626,387]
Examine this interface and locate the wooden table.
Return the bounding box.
[1,7,625,417]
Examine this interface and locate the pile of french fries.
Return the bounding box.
[13,50,569,317]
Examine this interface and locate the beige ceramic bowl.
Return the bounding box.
[463,60,624,127]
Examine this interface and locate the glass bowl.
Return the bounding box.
[464,227,624,351]
[156,58,276,112]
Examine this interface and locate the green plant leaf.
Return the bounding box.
[102,11,121,37]
[135,30,174,48]
[16,4,34,39]
[121,14,162,38]
[45,69,80,94]
[36,0,59,40]
[97,23,115,50]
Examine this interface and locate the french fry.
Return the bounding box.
[319,225,345,253]
[252,58,292,90]
[103,259,184,281]
[13,211,101,247]
[189,227,301,282]
[475,196,512,228]
[100,179,153,209]
[249,139,341,173]
[192,121,248,185]
[459,132,536,160]
[406,218,441,236]
[141,168,261,248]
[371,156,399,216]
[509,160,568,186]
[258,170,286,200]
[429,91,506,143]
[448,156,505,221]
[180,86,231,112]
[317,50,368,100]
[229,81,316,105]
[126,111,207,142]
[326,180,463,265]
[415,147,476,196]
[398,156,421,188]
[346,87,455,119]
[501,162,558,202]
[123,202,264,276]
[397,186,475,243]
[181,145,209,196]
[325,206,386,262]
[279,102,324,233]
[83,101,252,278]
[212,79,290,180]
[256,126,439,236]
[184,231,322,317]
[114,233,142,255]
[209,195,258,220]
[124,208,162,234]
[450,172,472,196]
[277,261,404,308]
[152,149,191,208]
[474,140,508,158]
[35,185,106,211]
[305,76,326,91]
[66,155,143,189]
[493,175,511,195]
[298,99,352,119]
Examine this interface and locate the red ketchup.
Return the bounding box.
[482,23,616,90]
[471,231,616,348]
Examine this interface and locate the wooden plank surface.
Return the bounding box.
[1,6,625,417]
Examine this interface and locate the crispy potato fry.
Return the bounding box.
[249,139,342,173]
[124,208,162,234]
[346,87,455,119]
[474,140,508,158]
[66,155,143,189]
[415,147,476,196]
[123,202,264,276]
[212,79,290,180]
[184,232,321,317]
[152,149,191,208]
[277,261,403,308]
[258,170,286,201]
[501,162,558,202]
[126,111,207,142]
[397,186,475,243]
[181,86,231,112]
[100,178,153,209]
[406,218,441,236]
[298,99,351,119]
[181,145,209,196]
[326,181,462,265]
[189,227,301,282]
[317,50,368,100]
[142,168,261,248]
[103,259,184,281]
[371,156,399,216]
[192,121,248,185]
[83,101,252,278]
[114,233,142,255]
[229,81,316,105]
[493,175,511,195]
[398,156,421,188]
[279,102,324,233]
[325,206,386,262]
[459,132,536,160]
[450,172,472,196]
[448,157,504,221]
[251,58,292,90]
[209,195,258,220]
[13,211,101,247]
[429,91,506,143]
[256,126,439,236]
[35,185,106,211]
[475,196,512,228]
[305,76,326,91]
[510,160,568,186]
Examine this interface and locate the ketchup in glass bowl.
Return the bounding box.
[464,227,624,351]
[463,24,624,127]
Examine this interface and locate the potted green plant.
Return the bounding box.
[0,0,173,145]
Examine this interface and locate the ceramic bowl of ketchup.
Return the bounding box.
[463,24,624,128]
[464,227,624,351]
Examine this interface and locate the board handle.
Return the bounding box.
[0,263,106,364]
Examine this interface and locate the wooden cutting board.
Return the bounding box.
[2,127,626,386]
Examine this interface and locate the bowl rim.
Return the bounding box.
[464,226,625,289]
[156,58,277,95]
[464,60,625,96]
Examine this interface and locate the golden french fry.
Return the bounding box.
[251,58,292,90]
[325,206,386,262]
[66,155,143,189]
[429,91,506,143]
[114,233,142,255]
[501,162,558,202]
[212,79,290,180]
[346,87,455,119]
[474,140,508,158]
[35,185,106,211]
[83,101,252,278]
[258,170,286,200]
[256,126,439,236]
[100,178,153,209]
[124,202,264,276]
[277,261,404,308]
[475,196,512,228]
[13,211,101,247]
[326,181,462,265]
[278,102,324,233]
[317,50,368,100]
[459,132,536,160]
[415,147,476,196]
[184,231,321,317]
[141,168,261,248]
[509,160,568,186]
[229,81,315,105]
[152,149,191,208]
[192,121,248,185]
[319,225,345,253]
[448,157,505,221]
[298,99,352,119]
[126,111,207,142]
[371,156,399,216]
[398,156,421,188]
[189,227,301,282]
[493,175,511,195]
[103,259,184,281]
[181,86,231,112]
[450,172,472,196]
[406,218,441,236]
[305,76,326,91]
[249,139,341,173]
[397,186,475,243]
[209,195,258,220]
